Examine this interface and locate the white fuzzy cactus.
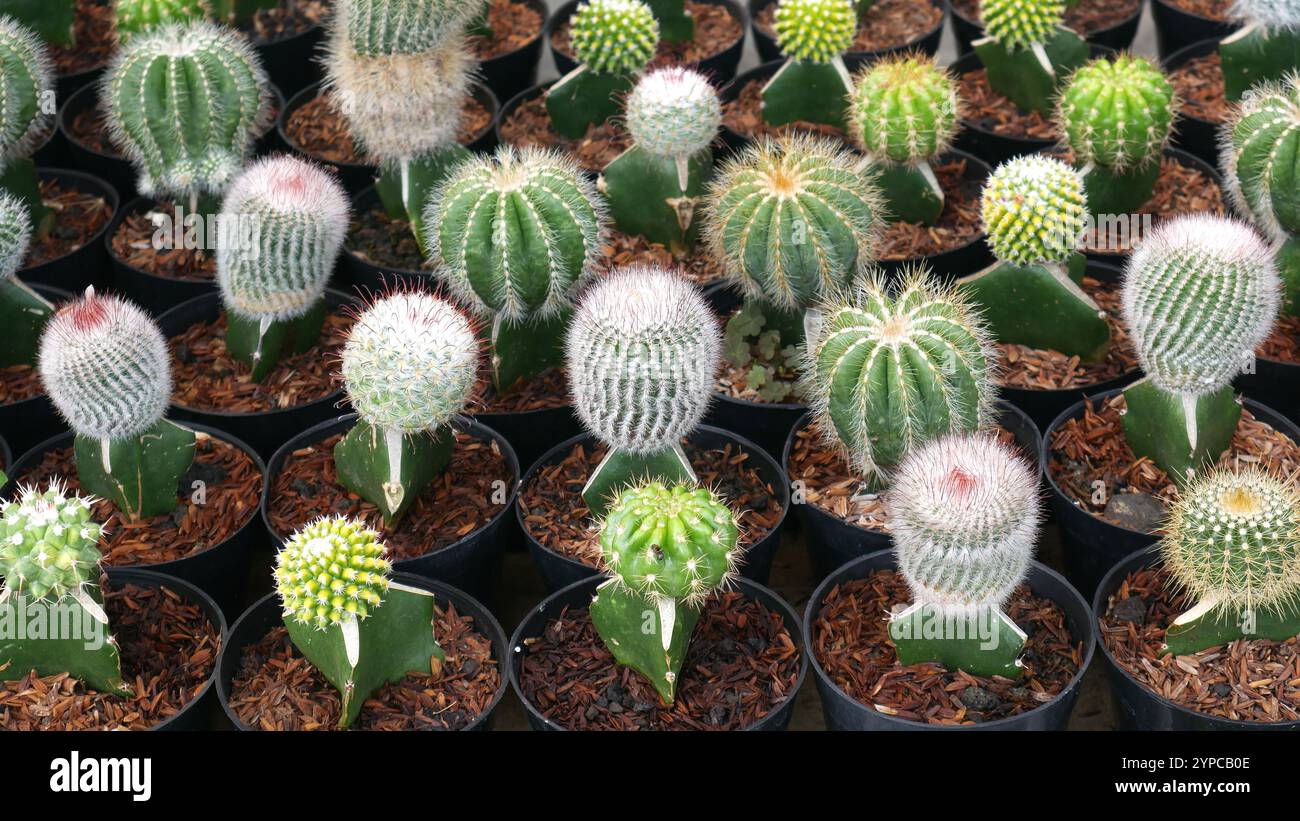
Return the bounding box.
[1230,0,1300,28]
[217,155,349,322]
[38,289,171,442]
[1121,214,1281,397]
[0,16,52,167]
[565,265,720,454]
[0,191,32,279]
[340,292,478,434]
[624,66,721,159]
[888,433,1042,613]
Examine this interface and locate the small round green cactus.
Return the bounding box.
[340,0,486,56]
[274,515,392,630]
[0,191,31,279]
[569,0,659,75]
[0,481,104,602]
[624,66,721,159]
[1057,55,1176,172]
[600,482,740,602]
[0,16,52,166]
[1224,73,1300,240]
[113,0,209,41]
[1163,468,1300,615]
[773,0,856,63]
[981,155,1087,266]
[980,0,1065,50]
[848,54,961,165]
[704,135,883,311]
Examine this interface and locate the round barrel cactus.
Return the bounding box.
[980,0,1065,49]
[570,0,659,74]
[849,54,960,165]
[0,190,31,278]
[340,0,485,56]
[275,515,392,630]
[1058,55,1176,172]
[0,481,105,602]
[773,0,856,62]
[0,15,51,166]
[981,155,1087,266]
[114,0,209,40]
[624,66,721,160]
[1224,73,1300,240]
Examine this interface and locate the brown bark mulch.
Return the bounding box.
[1100,565,1300,723]
[498,94,633,173]
[266,431,511,561]
[11,433,263,563]
[879,158,985,260]
[517,589,801,730]
[958,68,1058,140]
[49,0,114,77]
[480,367,571,414]
[755,0,943,53]
[110,203,216,282]
[1169,52,1228,123]
[814,570,1083,724]
[599,229,726,286]
[228,602,500,730]
[0,364,43,406]
[721,77,848,142]
[470,0,545,60]
[345,206,434,273]
[519,439,784,568]
[284,92,491,165]
[1259,314,1300,365]
[1082,156,1225,255]
[954,0,1142,33]
[23,180,113,271]
[1161,0,1231,21]
[552,0,742,67]
[239,0,326,45]
[0,581,219,731]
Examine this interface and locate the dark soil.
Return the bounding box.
[22,179,113,271]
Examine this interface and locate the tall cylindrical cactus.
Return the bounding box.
[763,0,856,128]
[342,0,486,55]
[113,0,209,41]
[0,191,49,368]
[1220,0,1300,100]
[0,16,54,235]
[975,0,1088,114]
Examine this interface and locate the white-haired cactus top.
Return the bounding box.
[0,191,31,279]
[570,0,659,74]
[625,66,721,159]
[773,0,856,62]
[981,155,1087,266]
[980,0,1065,49]
[1230,0,1300,28]
[0,15,52,166]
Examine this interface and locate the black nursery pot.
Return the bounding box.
[252,21,324,98]
[950,0,1141,56]
[786,401,1041,585]
[479,0,549,104]
[475,403,584,478]
[106,196,218,316]
[3,423,267,620]
[1042,389,1300,600]
[19,168,118,293]
[0,432,9,476]
[716,59,783,154]
[261,413,521,600]
[155,289,355,460]
[749,0,945,67]
[518,424,790,592]
[1162,38,1226,168]
[0,283,71,459]
[807,549,1094,730]
[508,573,808,731]
[1151,0,1237,60]
[339,185,439,292]
[877,149,994,282]
[548,0,748,83]
[216,573,509,731]
[1236,355,1300,427]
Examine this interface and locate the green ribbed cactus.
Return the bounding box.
[0,192,50,368]
[0,17,54,237]
[427,147,606,394]
[340,0,485,55]
[546,0,659,138]
[960,155,1110,362]
[113,0,209,41]
[0,481,127,695]
[274,515,447,728]
[761,0,856,128]
[1220,0,1300,101]
[1160,468,1300,655]
[848,54,961,224]
[974,0,1088,114]
[589,482,740,703]
[1120,215,1281,484]
[804,269,996,487]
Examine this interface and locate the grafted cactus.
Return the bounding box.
[762,0,856,128]
[38,289,197,521]
[886,433,1042,677]
[113,0,209,41]
[590,481,740,703]
[974,0,1088,114]
[565,266,721,515]
[1120,215,1281,482]
[848,54,961,224]
[274,515,447,727]
[428,147,606,393]
[1220,0,1300,100]
[546,0,659,137]
[804,269,997,487]
[961,155,1109,361]
[335,292,478,526]
[216,155,349,382]
[0,192,49,368]
[0,17,54,235]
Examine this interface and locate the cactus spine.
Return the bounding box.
[113,0,210,41]
[0,17,53,236]
[1220,0,1300,101]
[0,192,50,368]
[762,0,856,128]
[974,0,1088,114]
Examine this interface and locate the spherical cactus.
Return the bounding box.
[340,292,478,434]
[38,289,171,442]
[804,270,996,481]
[1121,214,1281,396]
[980,0,1065,50]
[0,191,32,279]
[600,482,740,602]
[274,515,392,630]
[0,481,104,602]
[625,66,721,159]
[428,147,607,323]
[0,16,53,166]
[1163,467,1300,614]
[1223,73,1300,240]
[102,20,272,199]
[113,0,209,41]
[888,433,1041,612]
[704,135,883,311]
[566,265,721,454]
[848,54,961,165]
[772,0,856,63]
[981,155,1087,266]
[1230,0,1300,28]
[217,155,350,322]
[339,0,486,56]
[1057,55,1176,172]
[569,0,659,74]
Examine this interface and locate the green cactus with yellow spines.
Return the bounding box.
[974,0,1088,114]
[762,0,856,128]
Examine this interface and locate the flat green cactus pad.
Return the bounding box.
[73,420,197,522]
[1121,378,1240,486]
[876,161,944,225]
[0,277,52,367]
[0,588,127,695]
[1080,160,1161,217]
[225,301,327,383]
[546,66,635,139]
[602,145,712,254]
[590,581,701,704]
[1163,598,1300,657]
[490,311,568,395]
[582,443,695,517]
[1220,25,1300,102]
[889,602,1026,679]
[0,158,53,239]
[334,420,454,527]
[761,58,853,129]
[973,27,1088,114]
[376,145,473,257]
[644,0,694,42]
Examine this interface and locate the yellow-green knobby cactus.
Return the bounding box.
[974,0,1088,114]
[763,0,857,128]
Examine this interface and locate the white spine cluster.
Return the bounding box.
[0,16,52,166]
[1230,0,1300,29]
[0,191,32,280]
[624,66,721,159]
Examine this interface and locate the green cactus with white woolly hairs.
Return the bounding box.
[0,191,50,368]
[1220,0,1300,101]
[762,0,856,128]
[975,0,1087,114]
[113,0,209,41]
[340,0,486,56]
[0,16,54,236]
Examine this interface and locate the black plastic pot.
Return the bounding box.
[749,0,945,67]
[479,0,549,104]
[278,81,500,196]
[155,289,356,460]
[339,184,440,292]
[1151,0,1237,60]
[0,431,9,476]
[806,549,1095,730]
[786,400,1042,584]
[1237,355,1300,427]
[32,121,63,168]
[879,149,994,281]
[56,65,105,105]
[716,59,784,154]
[216,572,509,731]
[19,168,118,293]
[0,283,72,459]
[251,21,324,99]
[1094,548,1300,730]
[3,423,267,619]
[261,413,521,600]
[1043,389,1300,600]
[1162,38,1225,168]
[509,573,807,730]
[950,0,1142,56]
[475,404,584,479]
[548,0,748,83]
[107,196,219,316]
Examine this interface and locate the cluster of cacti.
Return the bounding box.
[0,17,54,236]
[565,265,721,515]
[1119,214,1281,482]
[113,0,209,41]
[603,66,720,252]
[974,0,1088,114]
[0,192,49,368]
[590,481,741,703]
[1220,0,1300,100]
[848,54,962,224]
[335,292,478,526]
[804,269,997,487]
[216,155,350,382]
[762,0,856,128]
[961,155,1110,362]
[275,515,446,727]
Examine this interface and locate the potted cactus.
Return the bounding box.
[971,0,1089,115]
[113,0,209,41]
[1220,0,1300,100]
[758,0,857,130]
[0,16,54,239]
[0,192,48,369]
